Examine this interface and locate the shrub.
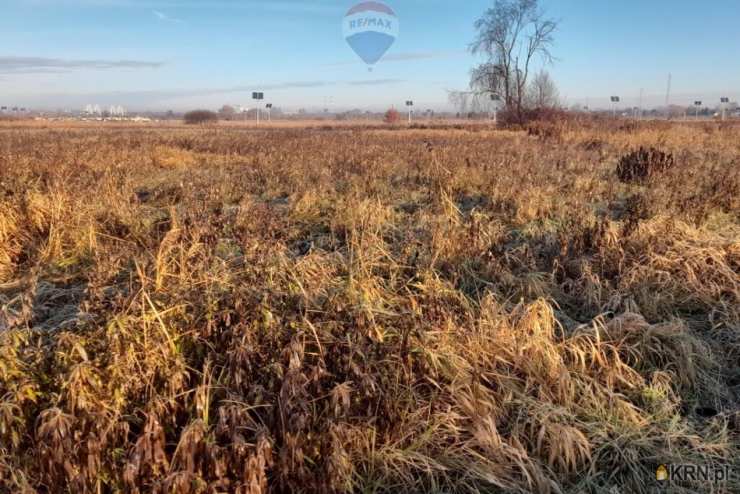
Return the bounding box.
[617,147,675,183]
[184,110,219,125]
[383,108,401,125]
[527,121,562,141]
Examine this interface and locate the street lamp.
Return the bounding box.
[252,92,264,124]
[610,96,620,118]
[720,97,729,121]
[694,100,702,120]
[490,94,501,123]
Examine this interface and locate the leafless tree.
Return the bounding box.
[448,89,501,117]
[526,69,559,109]
[218,105,236,120]
[469,0,557,121]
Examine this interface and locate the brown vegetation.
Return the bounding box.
[617,147,676,183]
[0,119,738,493]
[383,108,401,125]
[184,110,219,125]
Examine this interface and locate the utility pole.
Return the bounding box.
[490,93,501,123]
[720,97,729,121]
[665,73,672,118]
[323,96,333,114]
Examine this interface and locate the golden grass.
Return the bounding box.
[0,119,738,493]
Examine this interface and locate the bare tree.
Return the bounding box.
[527,69,559,109]
[469,0,557,121]
[448,89,501,118]
[218,105,236,121]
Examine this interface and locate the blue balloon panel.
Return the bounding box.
[345,31,396,66]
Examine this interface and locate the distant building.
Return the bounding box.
[83,104,99,116]
[82,104,126,118]
[106,105,126,117]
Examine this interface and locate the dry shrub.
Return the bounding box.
[0,203,23,281]
[151,146,198,169]
[579,138,605,153]
[184,110,219,125]
[616,147,675,183]
[498,106,573,129]
[527,121,562,141]
[383,108,401,125]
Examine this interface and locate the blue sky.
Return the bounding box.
[2,0,740,111]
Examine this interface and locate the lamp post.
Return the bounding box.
[720,97,729,121]
[610,96,620,118]
[252,92,264,124]
[490,94,501,123]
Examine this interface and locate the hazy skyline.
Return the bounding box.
[3,0,740,111]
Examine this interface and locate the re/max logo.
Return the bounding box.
[348,18,393,30]
[658,464,732,483]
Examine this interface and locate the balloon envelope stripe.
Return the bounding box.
[346,1,396,17]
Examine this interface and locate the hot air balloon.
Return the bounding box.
[343,1,398,70]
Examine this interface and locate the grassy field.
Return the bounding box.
[0,119,738,493]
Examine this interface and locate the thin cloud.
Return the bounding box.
[383,51,466,62]
[347,79,404,86]
[259,81,333,90]
[153,9,183,23]
[0,56,164,74]
[21,0,340,15]
[325,51,466,68]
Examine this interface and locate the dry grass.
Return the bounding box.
[0,119,738,493]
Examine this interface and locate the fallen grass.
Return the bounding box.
[0,119,738,493]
